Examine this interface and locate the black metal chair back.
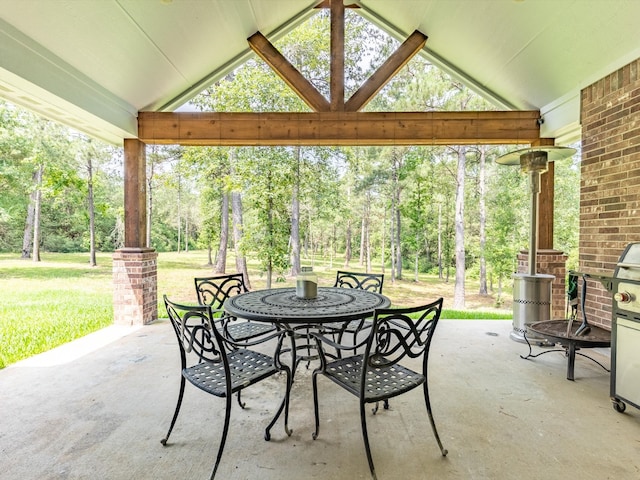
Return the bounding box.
[363,299,442,393]
[334,271,384,293]
[161,296,292,479]
[194,273,275,343]
[195,273,247,310]
[165,296,222,365]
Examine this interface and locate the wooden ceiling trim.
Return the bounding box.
[247,31,330,112]
[138,110,540,146]
[346,30,428,112]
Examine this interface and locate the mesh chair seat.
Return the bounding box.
[184,349,281,397]
[224,320,275,342]
[322,355,425,402]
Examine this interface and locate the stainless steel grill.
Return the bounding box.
[610,242,640,413]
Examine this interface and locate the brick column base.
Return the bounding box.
[113,248,158,326]
[517,249,569,320]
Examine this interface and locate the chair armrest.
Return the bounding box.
[308,331,351,351]
[308,331,368,368]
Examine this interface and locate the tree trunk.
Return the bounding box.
[32,164,44,262]
[381,206,386,274]
[437,203,443,279]
[344,219,352,268]
[479,147,488,295]
[207,244,213,266]
[453,147,466,309]
[21,170,38,259]
[176,173,181,253]
[214,192,229,273]
[395,203,402,280]
[266,262,273,289]
[291,148,301,276]
[391,148,402,281]
[87,157,97,267]
[359,214,366,267]
[390,199,396,283]
[232,191,250,289]
[184,215,189,252]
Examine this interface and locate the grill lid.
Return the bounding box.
[614,242,640,280]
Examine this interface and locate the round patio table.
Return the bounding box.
[224,286,391,374]
[224,286,390,324]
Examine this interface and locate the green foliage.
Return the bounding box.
[485,160,529,280]
[0,10,581,303]
[0,250,513,367]
[240,147,293,276]
[0,253,114,367]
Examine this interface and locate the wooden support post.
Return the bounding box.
[533,138,555,249]
[116,138,157,326]
[330,0,345,111]
[123,138,147,248]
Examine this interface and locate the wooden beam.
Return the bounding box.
[314,1,359,8]
[247,31,330,112]
[346,30,428,112]
[123,139,147,248]
[330,0,345,111]
[533,137,556,250]
[138,110,541,146]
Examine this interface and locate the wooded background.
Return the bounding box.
[0,10,580,308]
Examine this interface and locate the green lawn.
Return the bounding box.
[0,251,512,368]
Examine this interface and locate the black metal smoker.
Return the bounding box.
[610,242,640,413]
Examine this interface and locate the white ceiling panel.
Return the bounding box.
[1,0,639,145]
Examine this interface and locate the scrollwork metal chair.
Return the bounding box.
[323,271,385,353]
[334,270,385,292]
[195,273,276,341]
[195,274,277,408]
[161,296,292,480]
[310,298,447,480]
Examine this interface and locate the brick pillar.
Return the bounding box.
[517,249,569,319]
[113,248,158,326]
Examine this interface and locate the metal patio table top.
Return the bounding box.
[224,286,390,324]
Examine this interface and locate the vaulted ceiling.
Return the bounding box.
[1,0,640,146]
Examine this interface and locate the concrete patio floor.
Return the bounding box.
[1,318,639,480]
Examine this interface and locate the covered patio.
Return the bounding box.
[2,2,640,478]
[2,318,637,479]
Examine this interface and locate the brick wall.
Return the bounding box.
[113,248,158,325]
[580,58,640,329]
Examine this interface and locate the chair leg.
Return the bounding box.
[423,381,448,457]
[371,398,389,415]
[210,394,233,480]
[265,368,293,440]
[236,391,246,409]
[161,376,186,446]
[311,370,321,440]
[360,400,377,480]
